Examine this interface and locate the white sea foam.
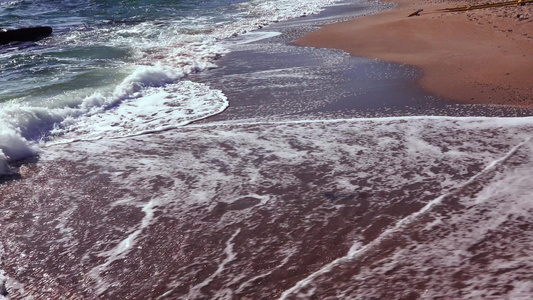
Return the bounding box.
[0,0,349,173]
[237,0,338,25]
[57,80,228,141]
[278,136,532,299]
[341,140,533,299]
[0,153,11,175]
[0,63,228,170]
[55,0,344,68]
[187,229,241,299]
[0,266,29,300]
[0,269,5,299]
[221,31,283,46]
[5,114,533,298]
[236,247,296,294]
[75,116,532,299]
[89,198,158,295]
[0,0,22,7]
[0,108,42,175]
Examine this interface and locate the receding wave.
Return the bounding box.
[0,63,228,175]
[0,0,347,174]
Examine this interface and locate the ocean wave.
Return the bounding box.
[0,0,355,175]
[0,117,40,175]
[0,63,228,174]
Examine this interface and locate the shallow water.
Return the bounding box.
[2,116,533,298]
[1,0,533,299]
[0,0,344,173]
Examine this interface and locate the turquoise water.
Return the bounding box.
[0,0,338,171]
[0,0,248,103]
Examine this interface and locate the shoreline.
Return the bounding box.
[295,0,533,106]
[193,0,533,126]
[2,2,533,299]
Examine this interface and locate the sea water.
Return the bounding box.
[0,0,343,174]
[2,0,533,299]
[2,115,533,298]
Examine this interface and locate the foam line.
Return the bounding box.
[237,248,295,294]
[186,228,241,299]
[88,199,157,295]
[47,125,179,146]
[43,115,533,148]
[152,114,533,134]
[187,115,533,129]
[222,31,282,46]
[278,137,531,300]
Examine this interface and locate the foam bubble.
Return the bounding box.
[55,80,228,141]
[0,65,228,172]
[0,107,41,174]
[4,115,533,298]
[0,0,362,172]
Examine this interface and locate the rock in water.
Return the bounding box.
[0,26,53,45]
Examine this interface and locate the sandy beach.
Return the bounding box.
[2,0,533,299]
[295,0,533,106]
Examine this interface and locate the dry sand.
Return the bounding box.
[295,0,533,106]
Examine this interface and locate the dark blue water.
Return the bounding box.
[0,0,242,29]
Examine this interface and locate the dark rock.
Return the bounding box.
[0,26,53,45]
[0,173,22,184]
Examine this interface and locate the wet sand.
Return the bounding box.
[2,117,533,299]
[192,1,533,121]
[2,1,533,299]
[295,0,533,105]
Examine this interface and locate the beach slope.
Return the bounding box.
[295,0,533,105]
